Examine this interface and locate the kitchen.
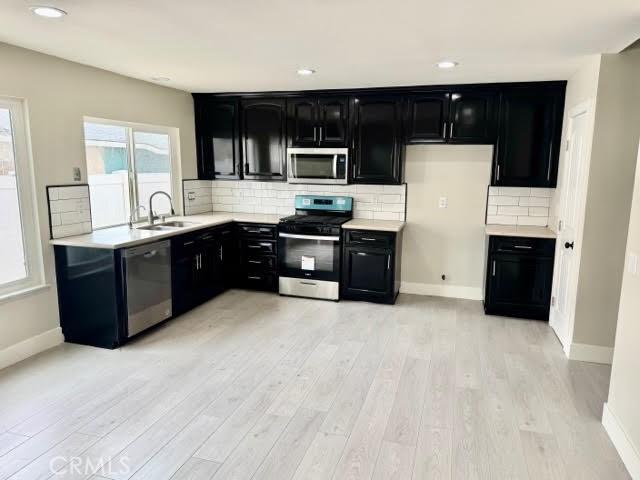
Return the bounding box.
[1,2,639,479]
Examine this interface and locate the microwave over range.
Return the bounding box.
[287,148,349,184]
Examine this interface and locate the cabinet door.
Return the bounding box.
[217,227,236,290]
[171,238,201,315]
[194,96,241,180]
[287,98,318,147]
[343,246,393,298]
[351,96,404,184]
[448,92,496,144]
[487,254,553,315]
[493,89,563,187]
[241,98,287,180]
[318,97,349,147]
[405,93,449,143]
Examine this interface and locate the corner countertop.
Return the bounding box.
[342,219,406,233]
[49,213,282,249]
[485,224,557,239]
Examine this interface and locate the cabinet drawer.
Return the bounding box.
[489,236,555,256]
[237,223,276,239]
[244,255,276,272]
[241,272,277,291]
[345,230,395,248]
[242,239,276,255]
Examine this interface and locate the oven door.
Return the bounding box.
[278,232,341,282]
[287,148,348,184]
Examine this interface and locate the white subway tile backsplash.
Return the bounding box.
[209,181,407,220]
[497,206,529,216]
[47,185,92,238]
[486,186,553,227]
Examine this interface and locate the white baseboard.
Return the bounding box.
[566,342,614,364]
[603,402,640,479]
[0,327,64,371]
[400,282,483,301]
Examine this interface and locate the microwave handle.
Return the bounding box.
[333,155,338,179]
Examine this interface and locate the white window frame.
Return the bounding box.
[83,116,182,229]
[0,97,45,299]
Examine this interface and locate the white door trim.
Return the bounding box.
[549,99,596,350]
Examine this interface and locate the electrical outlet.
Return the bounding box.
[629,252,638,276]
[438,196,448,209]
[72,167,81,182]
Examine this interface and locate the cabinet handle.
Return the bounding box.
[318,126,323,141]
[248,275,261,280]
[248,260,262,264]
[219,246,223,261]
[547,149,553,181]
[259,242,271,247]
[387,255,391,270]
[313,126,318,142]
[356,252,367,256]
[183,241,195,246]
[514,245,533,250]
[443,122,446,137]
[360,237,377,241]
[496,164,501,182]
[492,260,496,277]
[248,245,262,249]
[449,122,454,138]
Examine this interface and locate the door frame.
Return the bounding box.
[549,99,595,351]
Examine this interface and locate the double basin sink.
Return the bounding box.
[137,220,199,232]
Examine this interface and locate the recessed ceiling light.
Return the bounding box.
[297,68,316,76]
[30,6,67,18]
[436,60,458,69]
[151,77,170,82]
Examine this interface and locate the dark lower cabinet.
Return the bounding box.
[237,223,278,291]
[351,95,404,184]
[341,229,403,304]
[172,224,237,315]
[484,235,555,320]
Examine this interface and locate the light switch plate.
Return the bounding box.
[438,197,448,209]
[72,167,81,182]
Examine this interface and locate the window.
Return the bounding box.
[83,119,177,229]
[0,97,44,297]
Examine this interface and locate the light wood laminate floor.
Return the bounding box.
[0,291,630,480]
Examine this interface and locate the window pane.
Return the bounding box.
[133,131,172,215]
[84,122,130,228]
[0,107,27,285]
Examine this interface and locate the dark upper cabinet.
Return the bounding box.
[241,98,287,180]
[193,95,241,180]
[448,91,497,144]
[351,95,404,184]
[287,96,349,147]
[493,87,564,187]
[405,93,449,143]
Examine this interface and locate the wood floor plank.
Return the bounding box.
[291,432,347,480]
[252,408,325,480]
[413,426,451,480]
[0,292,631,480]
[371,441,414,480]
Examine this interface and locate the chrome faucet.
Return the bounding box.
[148,191,175,225]
[128,205,147,228]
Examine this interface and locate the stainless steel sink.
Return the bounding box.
[160,221,199,228]
[137,225,177,231]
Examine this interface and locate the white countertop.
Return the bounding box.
[485,224,557,239]
[49,213,282,249]
[342,219,406,232]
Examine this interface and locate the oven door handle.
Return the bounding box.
[279,232,340,242]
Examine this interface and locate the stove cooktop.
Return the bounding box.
[279,214,351,226]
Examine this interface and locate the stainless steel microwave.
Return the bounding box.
[287,148,349,184]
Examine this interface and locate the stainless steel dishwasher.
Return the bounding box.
[122,240,172,337]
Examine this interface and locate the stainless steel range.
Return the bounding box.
[278,195,353,300]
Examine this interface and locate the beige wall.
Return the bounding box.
[572,50,640,348]
[0,42,196,352]
[607,141,640,468]
[401,145,492,298]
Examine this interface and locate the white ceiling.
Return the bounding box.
[1,0,639,92]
